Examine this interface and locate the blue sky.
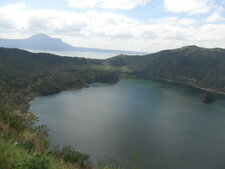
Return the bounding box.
[0,0,224,52]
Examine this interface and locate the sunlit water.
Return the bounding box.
[30,79,225,169]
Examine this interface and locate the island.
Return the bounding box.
[201,92,215,103]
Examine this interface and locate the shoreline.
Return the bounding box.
[27,78,225,119]
[148,78,225,96]
[29,78,225,105]
[192,85,225,95]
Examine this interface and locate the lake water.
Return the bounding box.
[27,50,144,59]
[29,79,225,169]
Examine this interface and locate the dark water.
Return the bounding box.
[30,79,225,169]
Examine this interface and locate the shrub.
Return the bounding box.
[33,124,49,138]
[1,113,26,132]
[21,139,36,152]
[16,153,51,169]
[52,145,90,167]
[20,130,49,153]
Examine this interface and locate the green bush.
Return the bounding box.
[21,139,36,152]
[52,145,89,167]
[2,113,26,132]
[34,124,49,138]
[16,153,51,169]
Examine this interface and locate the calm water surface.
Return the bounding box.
[30,79,225,169]
[27,50,144,59]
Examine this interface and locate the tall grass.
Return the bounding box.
[0,139,79,169]
[0,139,29,169]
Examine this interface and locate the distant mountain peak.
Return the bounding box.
[172,45,203,52]
[30,33,49,37]
[29,33,60,41]
[179,45,200,49]
[183,45,200,49]
[0,34,146,54]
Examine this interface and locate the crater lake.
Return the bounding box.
[29,79,225,169]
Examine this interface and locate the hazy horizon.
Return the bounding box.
[0,0,224,53]
[27,49,144,59]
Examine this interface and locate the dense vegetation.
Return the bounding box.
[0,47,123,169]
[0,45,225,169]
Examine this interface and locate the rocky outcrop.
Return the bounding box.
[201,92,215,103]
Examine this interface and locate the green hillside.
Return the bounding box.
[0,48,120,106]
[107,45,225,92]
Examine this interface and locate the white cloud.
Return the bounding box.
[179,18,197,26]
[164,0,213,14]
[150,17,197,26]
[67,0,151,10]
[0,3,28,30]
[206,12,225,22]
[0,3,225,52]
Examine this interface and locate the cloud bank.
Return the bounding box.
[67,0,151,10]
[0,2,224,52]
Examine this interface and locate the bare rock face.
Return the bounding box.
[201,92,215,103]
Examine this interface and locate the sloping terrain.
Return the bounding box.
[107,46,225,92]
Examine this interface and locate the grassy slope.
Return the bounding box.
[0,139,65,169]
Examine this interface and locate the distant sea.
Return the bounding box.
[27,49,145,59]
